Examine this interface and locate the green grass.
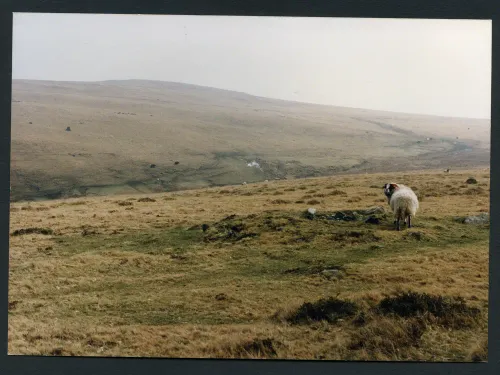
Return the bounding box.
[53,227,203,256]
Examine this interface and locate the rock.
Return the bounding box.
[202,224,210,232]
[466,177,478,184]
[360,206,385,215]
[365,216,381,225]
[320,269,345,280]
[305,208,316,220]
[65,126,71,131]
[150,164,156,168]
[330,211,359,221]
[174,161,180,165]
[461,213,489,225]
[138,197,156,202]
[215,293,228,301]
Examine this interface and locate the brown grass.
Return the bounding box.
[8,168,489,360]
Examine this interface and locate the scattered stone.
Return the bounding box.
[150,164,156,168]
[361,206,385,215]
[215,293,228,301]
[320,268,345,280]
[455,213,489,225]
[29,121,32,124]
[329,211,360,222]
[137,197,156,202]
[466,177,478,184]
[174,161,180,165]
[365,216,381,225]
[305,208,316,220]
[65,126,71,131]
[202,224,210,232]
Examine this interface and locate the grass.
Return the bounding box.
[8,168,489,360]
[10,80,490,203]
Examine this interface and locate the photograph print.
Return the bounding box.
[8,13,491,361]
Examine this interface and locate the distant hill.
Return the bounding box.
[10,79,490,201]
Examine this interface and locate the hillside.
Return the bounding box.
[10,79,490,201]
[8,168,489,360]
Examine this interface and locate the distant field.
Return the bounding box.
[10,79,490,202]
[8,168,489,360]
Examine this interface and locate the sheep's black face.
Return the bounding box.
[383,183,399,200]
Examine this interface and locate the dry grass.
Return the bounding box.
[10,80,490,202]
[8,168,489,361]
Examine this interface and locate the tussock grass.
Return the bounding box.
[8,168,489,360]
[282,297,359,325]
[11,227,54,236]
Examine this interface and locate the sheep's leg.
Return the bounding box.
[395,214,401,231]
[407,215,412,228]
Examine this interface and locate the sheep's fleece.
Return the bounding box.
[383,183,419,230]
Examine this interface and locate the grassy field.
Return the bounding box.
[8,167,489,361]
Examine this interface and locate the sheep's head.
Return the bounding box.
[383,183,399,202]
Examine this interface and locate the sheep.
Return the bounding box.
[383,182,419,231]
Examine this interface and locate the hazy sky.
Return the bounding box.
[12,13,491,119]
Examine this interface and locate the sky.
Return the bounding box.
[12,13,491,119]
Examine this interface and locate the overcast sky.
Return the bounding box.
[12,13,491,119]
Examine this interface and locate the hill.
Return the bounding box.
[10,79,490,201]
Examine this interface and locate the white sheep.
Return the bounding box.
[383,183,419,231]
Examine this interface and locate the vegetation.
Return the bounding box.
[8,168,489,360]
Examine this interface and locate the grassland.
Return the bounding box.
[8,168,489,361]
[10,79,490,201]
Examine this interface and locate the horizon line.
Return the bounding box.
[11,77,492,121]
